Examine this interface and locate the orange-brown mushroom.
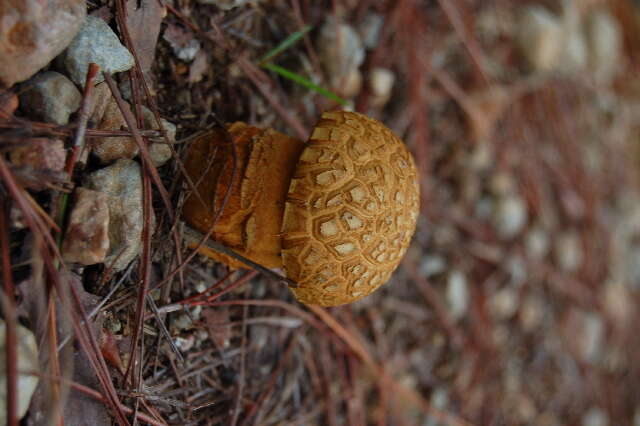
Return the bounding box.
[182,111,420,306]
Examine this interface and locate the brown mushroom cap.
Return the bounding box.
[281,111,420,306]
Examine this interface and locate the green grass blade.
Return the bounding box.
[258,25,313,64]
[262,63,348,106]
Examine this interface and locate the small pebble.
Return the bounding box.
[10,138,66,171]
[518,6,564,72]
[506,255,527,286]
[369,68,395,108]
[520,293,544,331]
[85,159,148,270]
[318,18,365,97]
[19,71,81,125]
[89,82,113,124]
[586,9,622,83]
[60,15,135,86]
[92,98,139,163]
[424,388,449,426]
[566,309,604,363]
[493,194,528,239]
[0,319,40,424]
[490,287,519,319]
[172,313,193,331]
[419,255,446,277]
[141,106,176,166]
[582,407,609,426]
[163,24,201,62]
[0,0,86,86]
[603,283,634,328]
[554,231,583,272]
[561,20,588,74]
[490,172,516,196]
[359,13,384,49]
[174,335,195,351]
[62,188,110,265]
[446,270,469,320]
[525,227,550,260]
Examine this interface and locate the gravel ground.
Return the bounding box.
[1,1,640,425]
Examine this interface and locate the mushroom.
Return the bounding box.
[182,111,420,306]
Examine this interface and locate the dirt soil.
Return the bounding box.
[2,0,640,425]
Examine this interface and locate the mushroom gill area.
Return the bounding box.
[182,122,305,268]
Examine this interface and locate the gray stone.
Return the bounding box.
[359,13,384,49]
[0,319,39,423]
[19,71,81,125]
[85,159,147,270]
[419,255,446,277]
[0,0,86,87]
[60,16,134,86]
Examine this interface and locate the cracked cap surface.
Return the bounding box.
[282,111,420,306]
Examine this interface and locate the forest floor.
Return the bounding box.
[2,0,640,425]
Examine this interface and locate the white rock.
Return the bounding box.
[586,10,622,83]
[582,407,609,426]
[419,255,446,277]
[424,388,449,426]
[574,310,604,363]
[446,270,469,320]
[318,18,365,98]
[0,319,39,423]
[493,194,528,239]
[518,6,564,72]
[561,22,588,74]
[369,68,395,108]
[60,16,135,86]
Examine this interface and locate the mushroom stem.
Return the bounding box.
[182,224,299,288]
